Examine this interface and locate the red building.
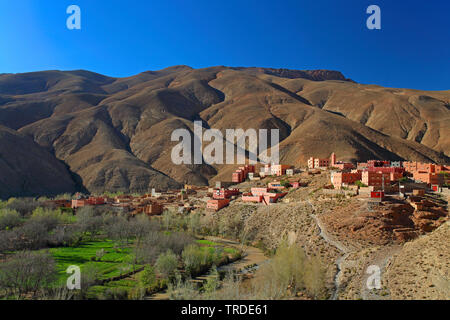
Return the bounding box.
[330,153,355,170]
[207,199,230,211]
[213,188,240,199]
[308,157,330,169]
[362,171,392,188]
[331,172,362,189]
[232,165,255,183]
[71,196,106,209]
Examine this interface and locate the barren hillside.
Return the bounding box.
[0,66,449,197]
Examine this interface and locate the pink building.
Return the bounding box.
[362,171,392,187]
[213,188,240,199]
[207,199,230,211]
[270,165,293,176]
[330,153,355,170]
[243,188,287,205]
[232,165,255,183]
[308,157,330,169]
[331,172,362,189]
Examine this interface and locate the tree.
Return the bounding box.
[76,207,103,237]
[0,251,56,298]
[155,250,178,280]
[0,209,21,230]
[6,198,40,217]
[182,245,210,277]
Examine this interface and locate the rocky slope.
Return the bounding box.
[0,66,449,197]
[0,125,77,198]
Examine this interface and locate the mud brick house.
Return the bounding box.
[242,187,287,205]
[289,181,301,188]
[413,172,444,185]
[403,161,449,185]
[403,161,437,173]
[132,201,164,216]
[270,164,293,176]
[213,188,240,199]
[206,199,230,211]
[72,196,106,209]
[232,165,255,183]
[330,153,355,170]
[267,181,286,190]
[331,171,362,189]
[308,157,330,169]
[362,171,394,188]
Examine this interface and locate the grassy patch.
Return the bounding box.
[46,240,137,284]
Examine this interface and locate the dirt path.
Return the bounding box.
[360,245,402,300]
[307,199,404,300]
[307,200,353,300]
[147,237,268,300]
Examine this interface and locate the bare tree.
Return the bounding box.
[0,251,56,299]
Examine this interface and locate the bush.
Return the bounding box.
[355,180,368,188]
[155,250,178,279]
[167,274,200,300]
[139,266,156,288]
[101,287,129,300]
[203,266,220,297]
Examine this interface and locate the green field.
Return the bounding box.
[47,240,139,285]
[196,239,239,256]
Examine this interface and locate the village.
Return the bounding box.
[42,154,449,227]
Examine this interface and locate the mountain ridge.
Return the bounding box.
[0,66,448,198]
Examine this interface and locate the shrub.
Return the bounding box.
[102,287,129,300]
[203,266,220,297]
[139,266,156,288]
[355,180,368,188]
[167,274,200,300]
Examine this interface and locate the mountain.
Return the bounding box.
[0,66,448,198]
[0,125,77,198]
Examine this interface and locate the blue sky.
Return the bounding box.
[0,0,448,90]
